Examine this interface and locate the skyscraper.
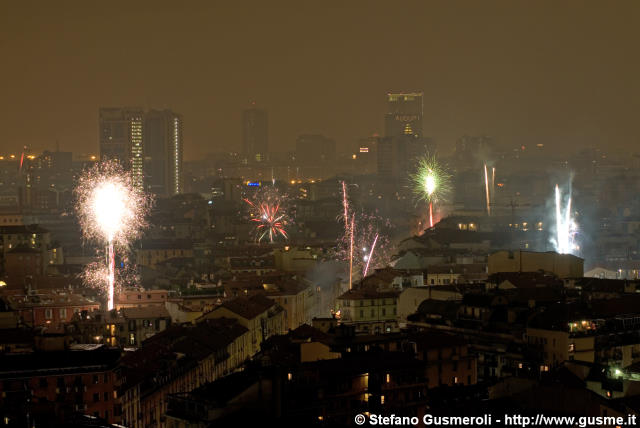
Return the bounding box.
[242,107,268,162]
[378,92,432,179]
[384,92,423,138]
[144,110,183,196]
[99,107,145,189]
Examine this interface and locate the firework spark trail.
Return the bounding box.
[349,215,355,289]
[75,161,148,310]
[484,163,491,216]
[554,184,578,254]
[363,233,379,277]
[429,201,433,228]
[341,181,349,229]
[107,244,115,311]
[492,166,496,209]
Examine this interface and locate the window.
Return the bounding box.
[359,310,364,318]
[39,378,48,388]
[129,333,136,345]
[382,308,386,316]
[45,309,53,319]
[104,392,109,401]
[371,309,375,317]
[59,308,67,319]
[93,393,100,402]
[93,375,99,384]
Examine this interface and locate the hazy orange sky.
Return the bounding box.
[2,0,639,159]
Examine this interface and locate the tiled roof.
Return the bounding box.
[121,306,170,319]
[219,294,277,319]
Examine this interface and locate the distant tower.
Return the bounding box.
[242,106,268,162]
[144,110,183,196]
[379,92,430,178]
[384,92,423,138]
[99,108,145,190]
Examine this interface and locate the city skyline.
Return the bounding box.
[2,1,640,160]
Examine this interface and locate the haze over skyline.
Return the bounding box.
[2,0,639,159]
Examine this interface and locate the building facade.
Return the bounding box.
[242,107,268,163]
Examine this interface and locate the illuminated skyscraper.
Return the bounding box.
[379,92,432,179]
[99,107,145,190]
[144,110,183,196]
[384,92,423,138]
[242,107,268,162]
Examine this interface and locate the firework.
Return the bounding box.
[484,164,491,216]
[411,155,451,228]
[341,181,356,288]
[75,161,148,310]
[244,187,290,243]
[349,215,354,288]
[553,184,578,255]
[362,233,379,277]
[335,208,393,283]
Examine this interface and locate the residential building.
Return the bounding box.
[336,288,401,334]
[121,306,171,347]
[144,109,183,196]
[115,289,170,310]
[99,107,145,190]
[0,346,122,425]
[119,318,250,428]
[7,292,100,327]
[489,250,584,278]
[199,294,285,355]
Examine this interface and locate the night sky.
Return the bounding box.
[2,0,639,159]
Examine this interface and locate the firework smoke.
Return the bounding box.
[75,161,149,310]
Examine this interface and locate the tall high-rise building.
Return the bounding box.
[242,107,268,162]
[99,108,144,189]
[384,92,423,138]
[379,92,433,179]
[144,110,183,196]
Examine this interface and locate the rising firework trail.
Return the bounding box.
[349,215,355,289]
[554,184,578,254]
[492,166,496,207]
[484,164,491,216]
[411,155,451,228]
[75,161,148,310]
[363,233,379,277]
